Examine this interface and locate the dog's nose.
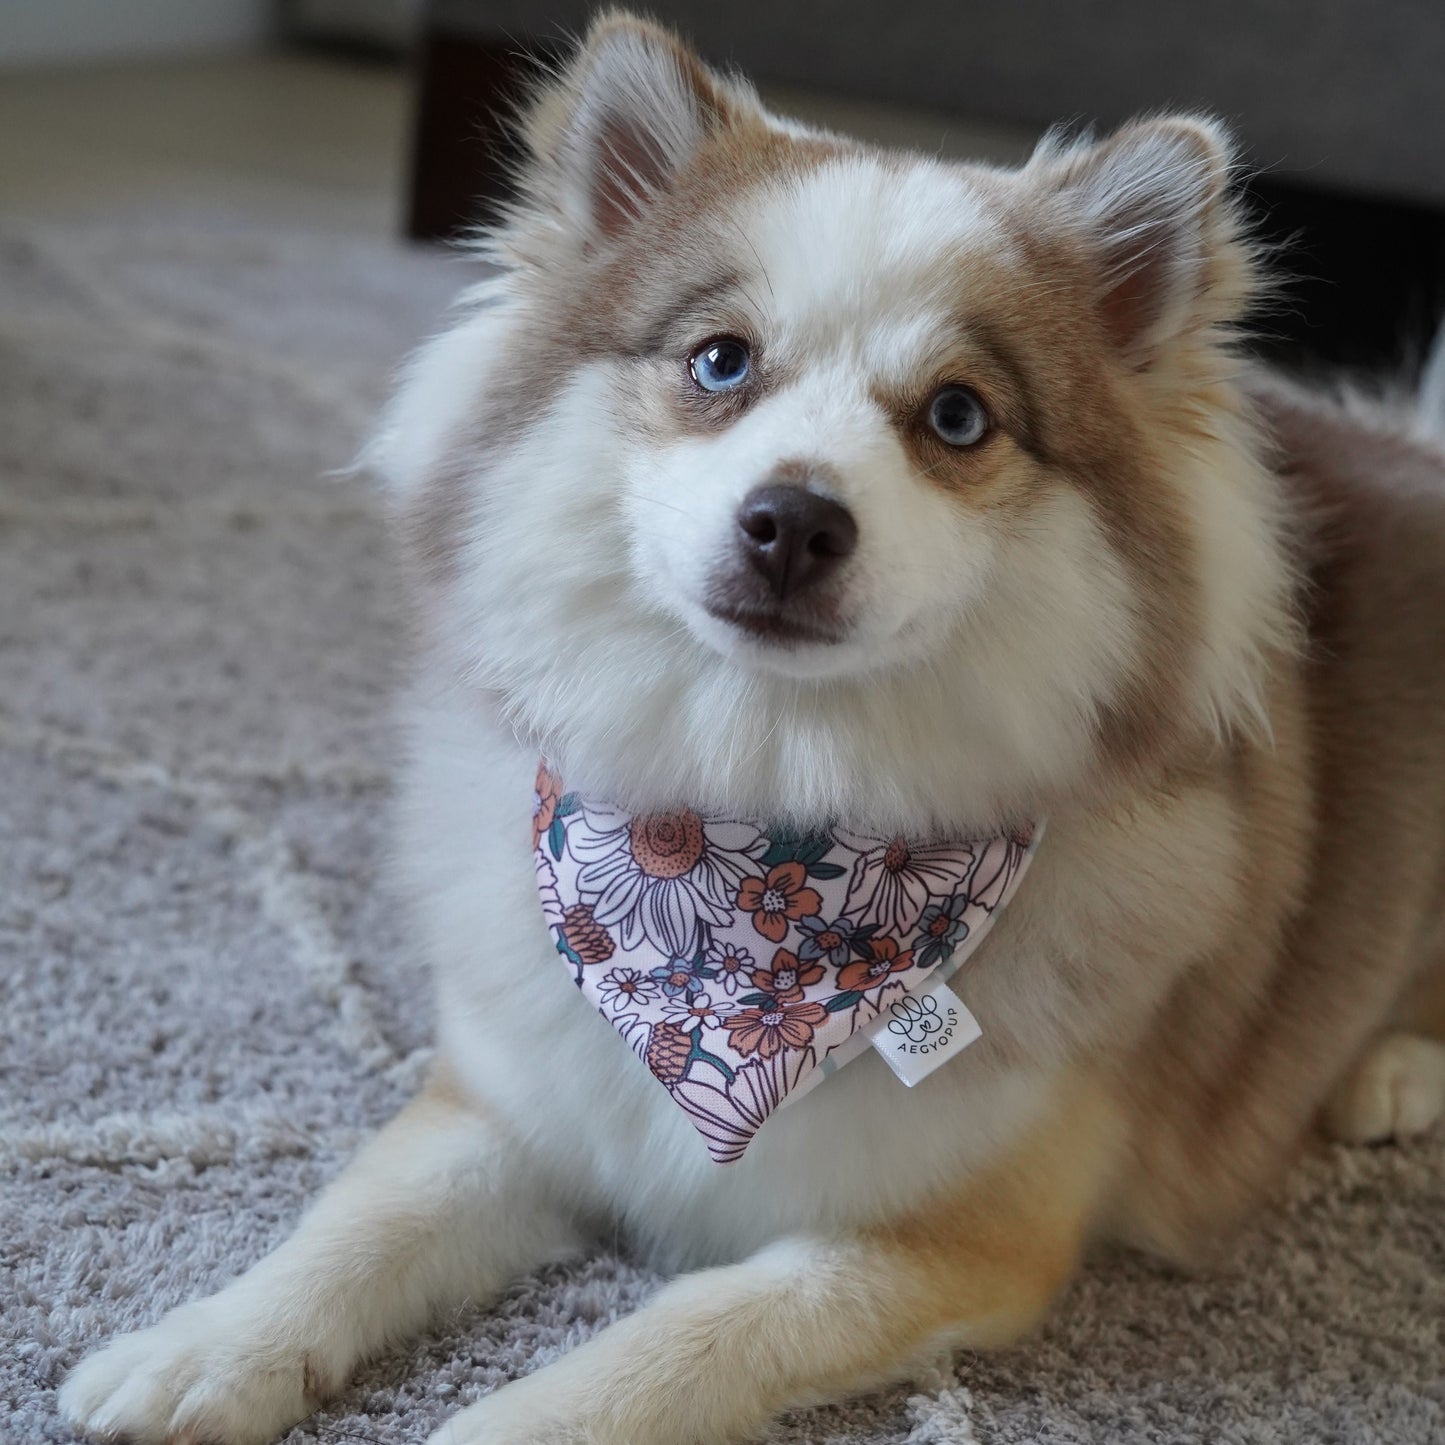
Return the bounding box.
[736,484,858,600]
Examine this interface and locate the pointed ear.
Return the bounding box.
[1031,117,1249,364]
[522,12,749,244]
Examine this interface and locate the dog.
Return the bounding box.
[61,11,1445,1444]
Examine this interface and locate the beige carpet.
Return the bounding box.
[3,57,1443,1445]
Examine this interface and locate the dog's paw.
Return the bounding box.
[424,1385,592,1445]
[59,1302,319,1445]
[1324,1032,1445,1144]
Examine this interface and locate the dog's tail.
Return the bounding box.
[1419,312,1445,443]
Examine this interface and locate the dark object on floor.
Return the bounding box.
[406,28,560,243]
[1244,178,1445,372]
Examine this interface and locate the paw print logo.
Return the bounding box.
[886,993,944,1044]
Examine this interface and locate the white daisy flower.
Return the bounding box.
[833,831,978,937]
[703,940,756,997]
[570,804,765,956]
[661,990,724,1033]
[597,966,659,1013]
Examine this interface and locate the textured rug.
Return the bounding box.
[3,211,1443,1445]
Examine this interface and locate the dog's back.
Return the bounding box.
[1112,374,1445,1257]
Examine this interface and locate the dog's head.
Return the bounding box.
[379,12,1289,829]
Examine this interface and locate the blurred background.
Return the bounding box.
[4,0,1443,370]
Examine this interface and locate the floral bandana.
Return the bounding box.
[532,761,1042,1163]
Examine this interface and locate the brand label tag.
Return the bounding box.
[869,976,982,1086]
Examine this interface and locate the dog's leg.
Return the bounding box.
[1322,1032,1445,1143]
[428,1072,1119,1445]
[60,1073,580,1445]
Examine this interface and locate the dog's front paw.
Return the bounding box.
[59,1301,320,1445]
[425,1383,593,1445]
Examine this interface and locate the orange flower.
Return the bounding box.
[722,1000,829,1059]
[736,862,823,943]
[836,937,914,993]
[748,948,824,1003]
[532,762,563,850]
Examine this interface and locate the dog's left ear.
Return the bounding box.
[1030,117,1251,364]
[522,12,751,245]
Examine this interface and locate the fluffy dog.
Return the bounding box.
[62,12,1445,1444]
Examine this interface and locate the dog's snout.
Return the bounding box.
[736,484,858,600]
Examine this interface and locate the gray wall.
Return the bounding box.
[0,0,276,68]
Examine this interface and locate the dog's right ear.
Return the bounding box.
[518,11,750,246]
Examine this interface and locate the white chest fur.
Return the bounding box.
[395,675,1242,1269]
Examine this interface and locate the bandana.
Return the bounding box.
[532,761,1041,1163]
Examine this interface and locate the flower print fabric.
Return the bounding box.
[533,760,1042,1163]
[566,800,766,956]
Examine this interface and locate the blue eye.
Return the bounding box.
[927,386,990,447]
[689,337,751,392]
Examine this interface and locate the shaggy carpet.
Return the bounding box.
[3,210,1443,1445]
